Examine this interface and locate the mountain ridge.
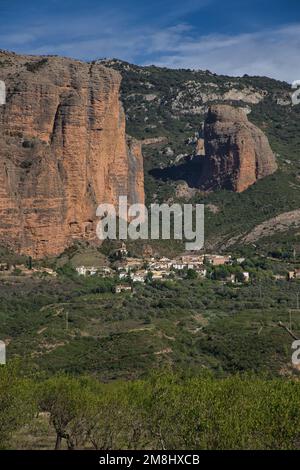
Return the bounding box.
[0,52,300,258]
[101,58,300,255]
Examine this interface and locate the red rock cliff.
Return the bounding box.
[0,52,144,258]
[201,105,277,192]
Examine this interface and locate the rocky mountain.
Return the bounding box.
[0,53,299,259]
[0,52,144,258]
[101,59,300,254]
[201,104,277,192]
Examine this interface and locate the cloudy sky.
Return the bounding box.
[0,0,299,82]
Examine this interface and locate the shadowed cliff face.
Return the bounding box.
[201,105,277,192]
[150,104,277,193]
[0,52,144,258]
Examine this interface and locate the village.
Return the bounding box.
[2,242,300,294]
[74,243,251,293]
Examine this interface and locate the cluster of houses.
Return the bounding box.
[76,265,112,276]
[3,243,300,289]
[4,247,300,291]
[75,250,251,292]
[117,255,209,283]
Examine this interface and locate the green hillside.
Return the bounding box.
[2,260,300,380]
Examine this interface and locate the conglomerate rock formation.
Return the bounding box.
[0,51,144,258]
[201,104,277,192]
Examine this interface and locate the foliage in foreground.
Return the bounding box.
[0,363,36,449]
[2,364,300,450]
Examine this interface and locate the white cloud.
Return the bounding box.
[1,12,299,82]
[143,24,300,83]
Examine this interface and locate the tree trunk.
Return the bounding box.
[55,433,62,450]
[67,439,75,450]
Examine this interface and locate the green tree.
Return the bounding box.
[186,269,197,280]
[87,381,146,450]
[0,362,36,449]
[37,375,95,450]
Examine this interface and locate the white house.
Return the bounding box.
[115,284,132,293]
[119,272,128,280]
[172,263,185,270]
[76,266,98,276]
[131,274,146,283]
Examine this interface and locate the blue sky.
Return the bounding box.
[0,0,300,81]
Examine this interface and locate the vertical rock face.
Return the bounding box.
[126,137,145,206]
[201,105,277,192]
[0,52,144,258]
